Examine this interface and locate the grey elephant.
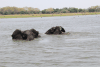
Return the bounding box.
[11,29,40,41]
[45,26,65,34]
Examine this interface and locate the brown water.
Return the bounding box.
[0,15,100,67]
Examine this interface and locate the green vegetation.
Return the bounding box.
[0,5,100,18]
[0,12,100,18]
[0,6,100,15]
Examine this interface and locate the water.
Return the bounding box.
[0,15,100,67]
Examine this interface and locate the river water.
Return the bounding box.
[0,15,100,67]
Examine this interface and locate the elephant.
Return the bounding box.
[11,29,40,41]
[45,26,65,34]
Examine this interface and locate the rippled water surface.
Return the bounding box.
[0,15,100,67]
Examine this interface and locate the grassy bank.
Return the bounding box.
[0,12,100,18]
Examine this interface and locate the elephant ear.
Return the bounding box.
[45,27,56,34]
[30,29,39,38]
[30,29,38,34]
[12,29,21,36]
[50,27,56,33]
[45,29,51,34]
[11,29,23,39]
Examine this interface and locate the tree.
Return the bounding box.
[89,9,95,12]
[46,8,54,14]
[34,8,40,14]
[20,11,25,14]
[11,12,14,14]
[0,11,3,14]
[79,9,83,12]
[3,11,8,15]
[42,9,46,14]
[62,10,66,13]
[68,7,78,13]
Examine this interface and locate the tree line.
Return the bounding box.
[0,6,100,15]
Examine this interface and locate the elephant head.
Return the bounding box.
[45,26,65,34]
[22,29,40,41]
[11,29,40,41]
[22,30,35,41]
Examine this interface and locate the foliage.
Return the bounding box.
[79,9,83,12]
[0,6,100,15]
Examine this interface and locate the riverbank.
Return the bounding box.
[0,12,100,18]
